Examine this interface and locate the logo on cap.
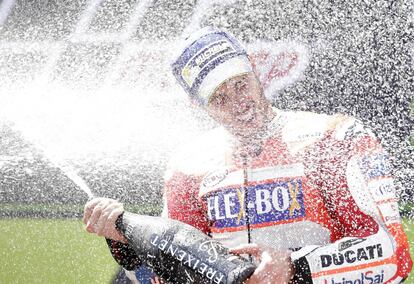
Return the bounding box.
[181,40,235,88]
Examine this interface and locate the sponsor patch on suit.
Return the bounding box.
[205,179,305,232]
[360,154,391,180]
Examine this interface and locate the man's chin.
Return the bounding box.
[234,127,262,140]
[238,123,271,141]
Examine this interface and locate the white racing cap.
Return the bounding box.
[171,27,252,105]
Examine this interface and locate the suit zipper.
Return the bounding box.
[242,158,252,244]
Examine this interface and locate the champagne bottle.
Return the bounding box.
[115,212,256,284]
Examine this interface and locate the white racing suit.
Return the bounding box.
[163,110,412,283]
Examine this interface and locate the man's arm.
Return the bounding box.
[290,117,412,283]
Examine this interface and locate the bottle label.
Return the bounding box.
[150,234,226,283]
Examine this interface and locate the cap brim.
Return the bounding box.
[198,56,253,105]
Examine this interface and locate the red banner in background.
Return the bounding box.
[248,41,309,100]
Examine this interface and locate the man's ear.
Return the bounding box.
[247,54,257,72]
[247,54,253,63]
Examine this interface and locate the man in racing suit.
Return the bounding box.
[163,27,413,283]
[83,27,412,283]
[164,107,412,283]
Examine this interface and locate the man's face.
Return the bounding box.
[206,72,271,139]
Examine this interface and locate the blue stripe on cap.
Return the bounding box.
[178,31,244,68]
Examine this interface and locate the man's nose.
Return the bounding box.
[233,96,252,114]
[227,95,244,114]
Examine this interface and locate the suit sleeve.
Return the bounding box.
[290,118,412,284]
[163,169,211,235]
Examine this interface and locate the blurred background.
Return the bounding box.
[0,0,413,283]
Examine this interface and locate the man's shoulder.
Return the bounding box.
[167,127,230,176]
[276,110,362,150]
[280,110,357,136]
